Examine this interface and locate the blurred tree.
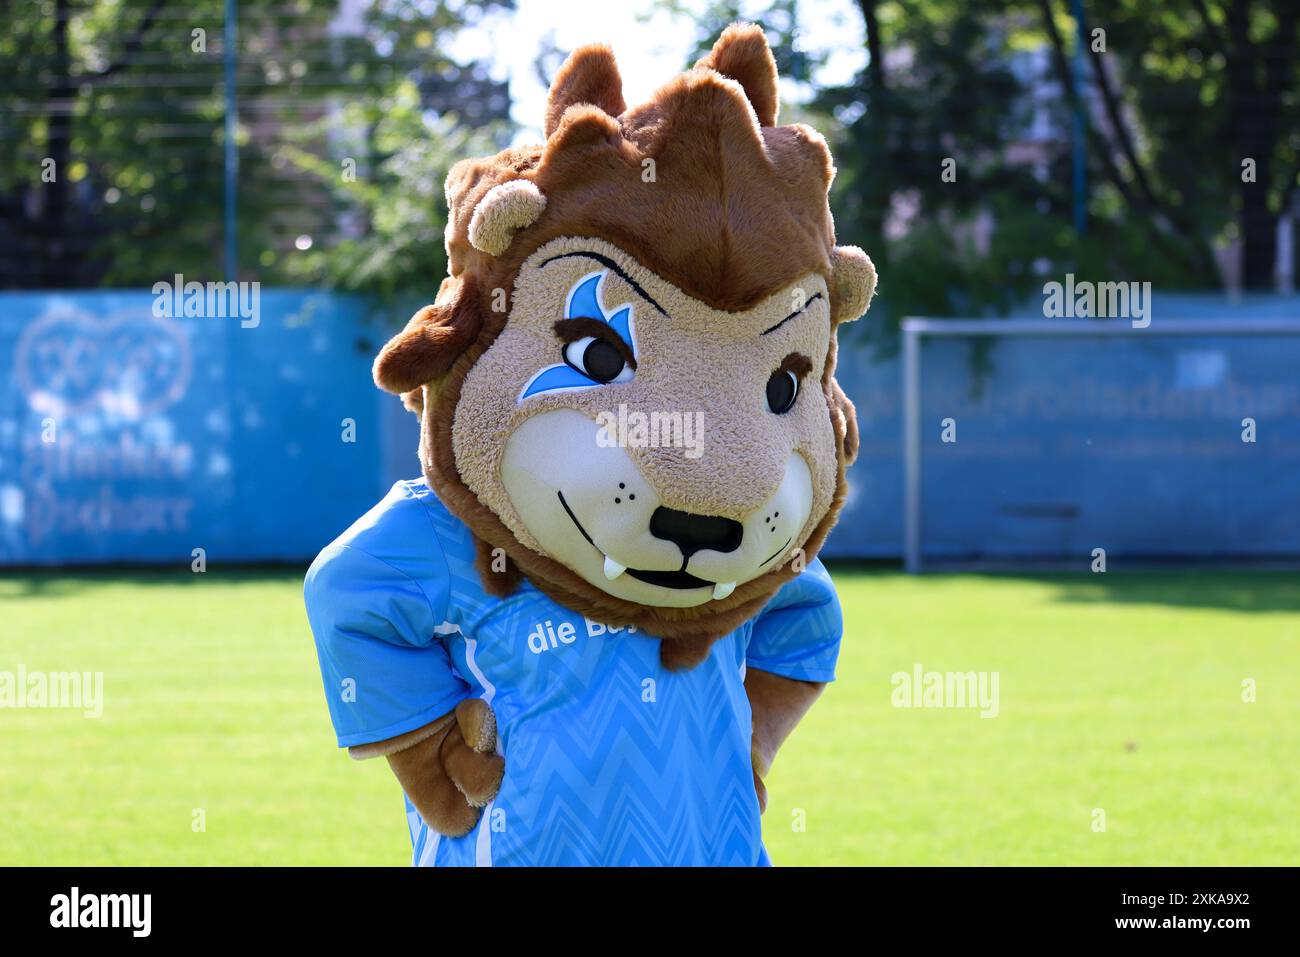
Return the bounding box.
[829,0,1300,309]
[1050,0,1299,289]
[825,0,1063,331]
[669,0,816,85]
[673,0,1299,344]
[670,0,1077,344]
[278,82,502,306]
[0,0,513,293]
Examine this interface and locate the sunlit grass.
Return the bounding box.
[2,567,1296,865]
[765,569,1300,865]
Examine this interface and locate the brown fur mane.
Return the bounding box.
[374,24,868,664]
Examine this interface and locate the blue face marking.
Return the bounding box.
[566,273,635,351]
[518,270,637,402]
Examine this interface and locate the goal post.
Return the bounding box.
[900,317,1300,573]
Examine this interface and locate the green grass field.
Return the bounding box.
[2,567,1297,865]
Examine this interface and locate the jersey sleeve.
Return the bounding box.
[304,540,470,748]
[744,557,843,683]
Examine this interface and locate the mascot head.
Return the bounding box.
[374,24,876,668]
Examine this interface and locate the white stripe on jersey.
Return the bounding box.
[463,636,496,867]
[418,830,442,868]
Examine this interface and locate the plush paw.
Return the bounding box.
[442,699,505,809]
[744,669,827,819]
[384,698,505,838]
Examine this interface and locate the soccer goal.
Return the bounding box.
[900,316,1300,573]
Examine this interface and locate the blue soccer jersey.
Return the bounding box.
[304,479,843,866]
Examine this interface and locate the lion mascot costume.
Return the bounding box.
[304,23,875,866]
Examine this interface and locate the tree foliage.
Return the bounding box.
[0,0,512,294]
[681,0,1299,346]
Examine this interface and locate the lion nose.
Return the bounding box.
[649,506,743,559]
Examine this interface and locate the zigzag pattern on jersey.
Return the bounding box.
[486,635,761,865]
[407,595,762,864]
[401,481,495,625]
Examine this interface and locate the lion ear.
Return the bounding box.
[373,278,482,395]
[545,44,626,138]
[696,22,779,126]
[830,245,877,324]
[468,180,547,256]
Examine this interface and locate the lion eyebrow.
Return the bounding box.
[762,292,824,336]
[539,251,668,316]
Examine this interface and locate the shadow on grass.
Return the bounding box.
[7,563,1298,615]
[824,561,1300,614]
[0,564,308,599]
[1041,571,1300,614]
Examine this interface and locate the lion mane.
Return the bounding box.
[372,23,875,667]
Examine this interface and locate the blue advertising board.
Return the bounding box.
[0,289,397,565]
[2,288,1298,565]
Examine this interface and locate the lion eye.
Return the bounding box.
[563,336,631,384]
[766,368,799,414]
